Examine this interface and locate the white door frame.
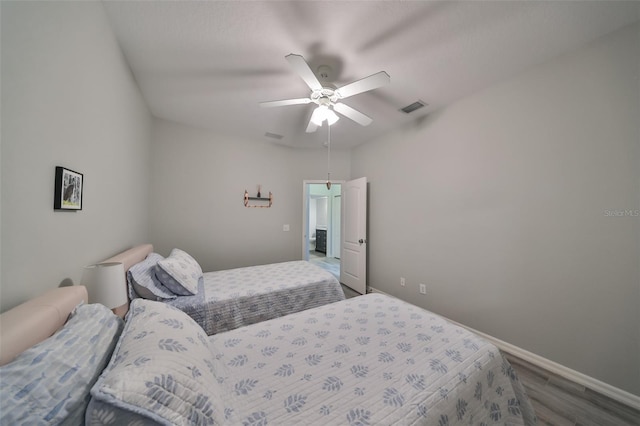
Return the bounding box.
[302,180,345,261]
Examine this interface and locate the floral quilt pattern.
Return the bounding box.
[210,294,536,425]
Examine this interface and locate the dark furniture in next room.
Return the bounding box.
[315,228,327,253]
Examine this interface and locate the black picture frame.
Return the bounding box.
[54,166,83,211]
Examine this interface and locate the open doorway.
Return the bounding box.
[303,181,342,281]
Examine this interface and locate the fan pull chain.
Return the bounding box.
[326,124,332,190]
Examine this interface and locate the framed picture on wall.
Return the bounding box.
[54,166,83,211]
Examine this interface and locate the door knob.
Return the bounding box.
[359,238,367,245]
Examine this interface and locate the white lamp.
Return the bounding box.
[80,262,128,310]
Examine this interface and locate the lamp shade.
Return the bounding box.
[80,262,128,309]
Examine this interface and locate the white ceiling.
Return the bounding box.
[103,1,639,149]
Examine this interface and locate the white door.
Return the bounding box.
[341,177,367,294]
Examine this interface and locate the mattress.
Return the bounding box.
[209,293,536,425]
[166,260,345,335]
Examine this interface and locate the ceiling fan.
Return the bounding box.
[260,54,390,133]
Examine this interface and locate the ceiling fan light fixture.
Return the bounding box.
[310,106,325,126]
[311,105,340,126]
[326,108,339,125]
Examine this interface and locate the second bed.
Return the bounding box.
[163,260,345,335]
[119,245,345,335]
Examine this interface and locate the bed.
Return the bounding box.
[0,286,537,425]
[163,260,346,335]
[110,244,345,334]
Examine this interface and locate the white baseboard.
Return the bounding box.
[367,286,391,296]
[367,286,640,411]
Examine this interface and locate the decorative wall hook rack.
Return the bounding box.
[244,190,272,208]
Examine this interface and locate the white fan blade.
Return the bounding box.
[286,54,323,91]
[335,71,390,99]
[334,103,373,126]
[260,98,311,108]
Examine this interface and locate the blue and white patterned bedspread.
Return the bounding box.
[166,261,345,335]
[210,294,536,425]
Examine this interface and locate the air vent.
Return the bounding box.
[264,132,284,140]
[400,101,426,114]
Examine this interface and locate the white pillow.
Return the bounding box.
[155,248,202,296]
[87,299,225,425]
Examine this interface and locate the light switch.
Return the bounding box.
[283,224,290,232]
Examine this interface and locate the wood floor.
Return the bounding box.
[340,284,361,299]
[308,251,340,280]
[503,353,640,426]
[308,252,362,298]
[307,257,640,424]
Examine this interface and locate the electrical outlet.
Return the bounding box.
[419,284,427,294]
[400,277,406,287]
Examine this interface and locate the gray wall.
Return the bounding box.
[352,23,640,395]
[0,2,152,311]
[149,119,350,272]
